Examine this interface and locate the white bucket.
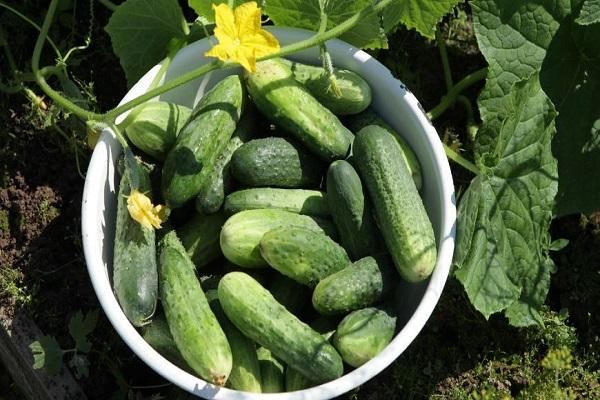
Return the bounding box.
[82,27,456,399]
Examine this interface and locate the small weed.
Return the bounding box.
[0,265,32,305]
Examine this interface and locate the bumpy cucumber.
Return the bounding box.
[285,317,336,391]
[333,307,396,367]
[206,289,262,393]
[141,314,190,371]
[159,231,232,385]
[326,160,382,260]
[224,188,329,217]
[220,209,337,268]
[230,137,324,188]
[312,256,392,315]
[177,212,226,267]
[161,75,244,208]
[245,58,351,161]
[218,272,344,383]
[353,126,437,282]
[195,109,256,214]
[260,227,350,287]
[345,108,422,190]
[268,273,309,316]
[123,101,192,161]
[280,58,372,115]
[113,161,157,327]
[257,347,285,393]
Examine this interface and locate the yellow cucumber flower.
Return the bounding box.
[205,2,280,73]
[127,190,167,230]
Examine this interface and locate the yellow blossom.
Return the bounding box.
[127,190,167,230]
[205,2,280,73]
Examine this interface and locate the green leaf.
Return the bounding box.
[382,0,464,39]
[105,0,188,87]
[454,74,558,327]
[68,310,98,353]
[188,0,253,24]
[263,0,387,49]
[576,0,600,24]
[540,19,600,215]
[471,0,571,120]
[30,336,63,375]
[472,0,600,215]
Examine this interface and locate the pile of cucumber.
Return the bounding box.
[113,57,437,392]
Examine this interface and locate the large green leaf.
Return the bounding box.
[472,0,600,215]
[576,0,600,24]
[454,74,558,327]
[540,19,600,215]
[471,0,571,120]
[263,0,387,49]
[105,0,187,87]
[383,0,464,38]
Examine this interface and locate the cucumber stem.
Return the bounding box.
[443,143,479,175]
[427,68,487,120]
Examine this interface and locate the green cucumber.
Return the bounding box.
[219,209,337,268]
[230,137,324,188]
[281,58,372,116]
[141,314,190,371]
[113,161,157,327]
[159,231,232,385]
[245,58,351,161]
[268,273,309,315]
[206,290,262,393]
[260,226,350,287]
[195,109,256,214]
[333,307,396,368]
[326,160,382,260]
[177,212,227,268]
[312,256,393,316]
[161,75,244,208]
[345,108,422,190]
[257,347,285,393]
[123,101,192,161]
[353,126,437,282]
[285,317,337,391]
[224,188,329,217]
[218,272,344,383]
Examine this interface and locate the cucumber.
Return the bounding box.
[219,209,337,268]
[159,231,232,385]
[177,211,226,268]
[326,160,382,260]
[141,314,190,371]
[113,161,157,327]
[353,126,437,282]
[268,273,309,316]
[218,272,344,383]
[345,108,422,190]
[312,256,392,315]
[206,289,262,393]
[281,58,372,116]
[224,188,329,217]
[285,317,337,391]
[257,347,285,393]
[245,58,351,161]
[195,109,256,214]
[161,75,244,208]
[260,226,350,287]
[123,101,192,161]
[333,307,396,368]
[230,137,324,188]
